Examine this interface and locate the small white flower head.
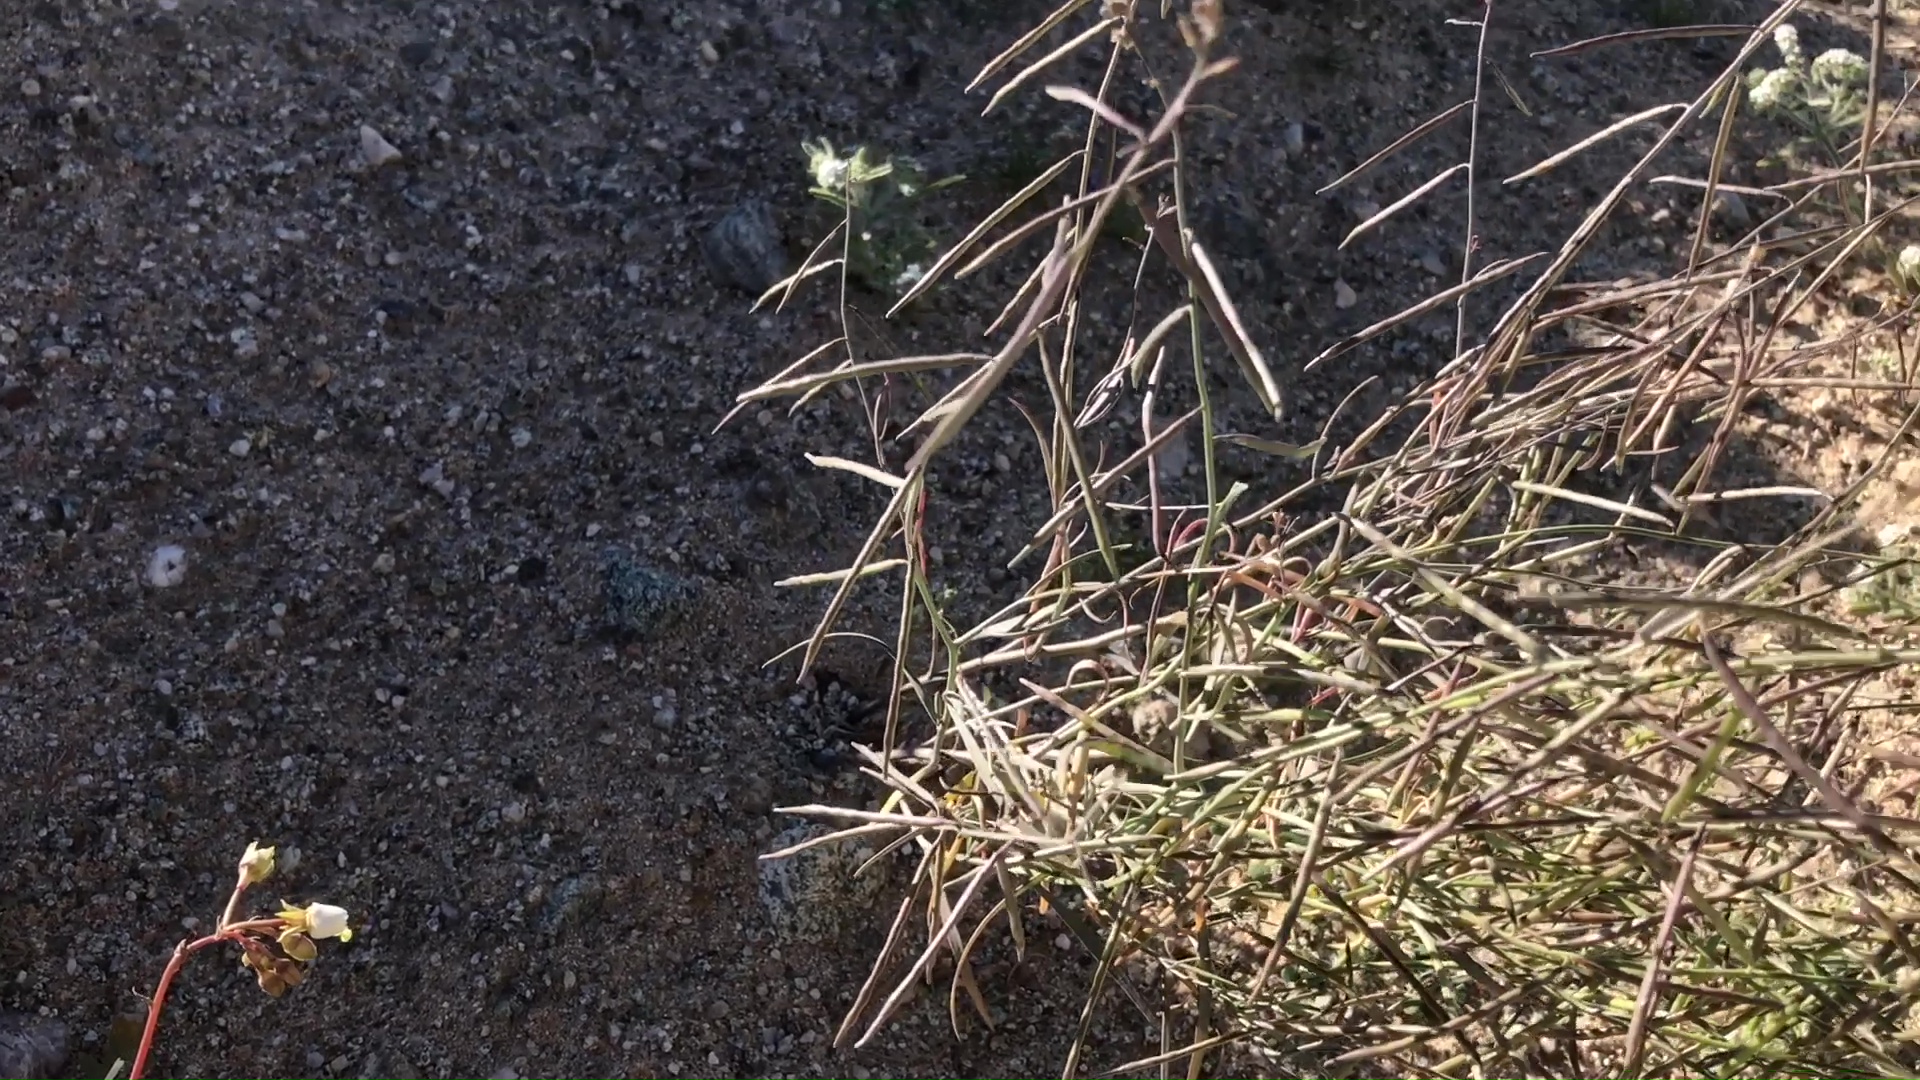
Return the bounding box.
[1773,23,1804,71]
[147,544,188,588]
[1749,68,1798,115]
[1810,48,1868,90]
[1897,244,1920,289]
[804,139,850,192]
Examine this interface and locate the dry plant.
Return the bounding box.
[736,0,1920,1075]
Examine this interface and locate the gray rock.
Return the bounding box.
[701,199,787,297]
[600,547,696,642]
[1712,189,1752,234]
[0,1013,67,1080]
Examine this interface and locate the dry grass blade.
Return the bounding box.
[855,851,1004,1047]
[1702,636,1914,871]
[1045,84,1147,142]
[1503,103,1687,185]
[1620,829,1703,1078]
[1318,98,1472,196]
[890,151,1084,316]
[982,16,1123,117]
[1304,254,1544,372]
[1341,162,1468,250]
[1509,479,1675,526]
[1531,23,1760,59]
[737,352,994,404]
[1142,205,1284,416]
[967,0,1098,92]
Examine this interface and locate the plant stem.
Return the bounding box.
[128,935,210,1080]
[217,871,251,930]
[128,904,287,1079]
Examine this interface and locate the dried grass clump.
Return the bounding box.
[740,0,1920,1075]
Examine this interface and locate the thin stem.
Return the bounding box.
[127,915,288,1080]
[217,872,250,930]
[1454,1,1494,361]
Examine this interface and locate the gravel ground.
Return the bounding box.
[1,0,1904,1077]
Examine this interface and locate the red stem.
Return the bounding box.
[126,868,281,1080]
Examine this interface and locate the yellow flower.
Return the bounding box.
[239,841,277,885]
[278,901,353,942]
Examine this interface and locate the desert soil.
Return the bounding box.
[2,0,1914,1078]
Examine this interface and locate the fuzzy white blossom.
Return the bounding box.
[813,154,849,192]
[147,544,188,588]
[1773,23,1804,71]
[1898,244,1920,288]
[1748,67,1799,114]
[1810,48,1868,90]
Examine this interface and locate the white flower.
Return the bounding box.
[147,544,187,588]
[814,155,849,191]
[1810,48,1868,90]
[1748,67,1798,114]
[1897,244,1920,287]
[280,901,354,941]
[1773,23,1804,71]
[306,903,352,940]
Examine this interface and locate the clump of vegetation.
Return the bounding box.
[801,138,962,300]
[740,1,1920,1077]
[1846,542,1920,621]
[1746,22,1871,163]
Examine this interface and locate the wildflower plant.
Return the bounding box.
[126,842,352,1079]
[801,137,962,299]
[1746,24,1871,163]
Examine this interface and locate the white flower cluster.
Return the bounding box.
[1772,23,1804,72]
[1747,67,1798,114]
[1810,47,1869,90]
[1749,22,1870,115]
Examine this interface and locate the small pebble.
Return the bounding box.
[501,801,526,824]
[228,437,252,457]
[510,427,532,449]
[1282,120,1305,156]
[1334,279,1358,309]
[20,78,40,98]
[358,124,404,169]
[147,545,188,588]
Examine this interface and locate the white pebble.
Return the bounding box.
[510,427,532,449]
[228,437,252,457]
[147,545,188,588]
[359,124,404,169]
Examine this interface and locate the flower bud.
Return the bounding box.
[239,842,276,885]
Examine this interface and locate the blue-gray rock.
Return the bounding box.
[600,548,695,642]
[0,1013,67,1080]
[701,199,787,297]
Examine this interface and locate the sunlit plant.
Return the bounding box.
[1747,24,1870,163]
[803,137,962,298]
[126,842,353,1079]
